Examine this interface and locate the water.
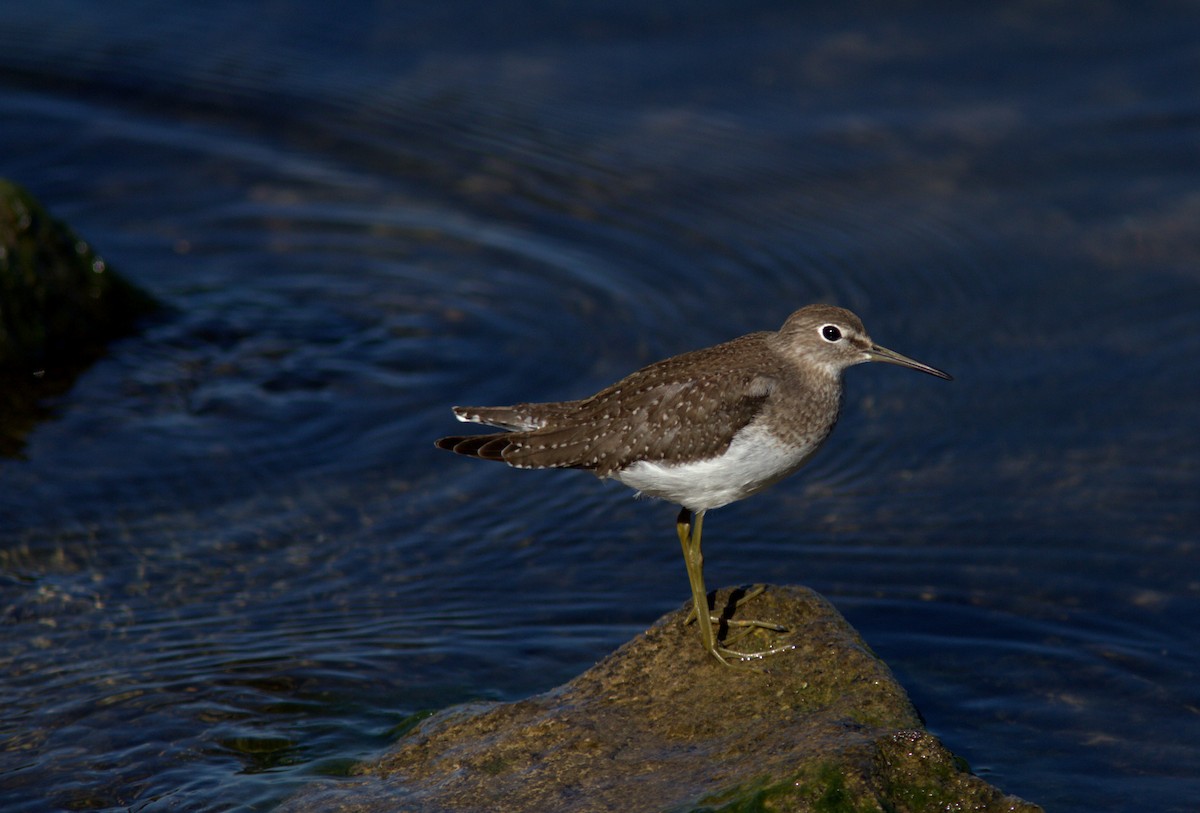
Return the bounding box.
[2,2,1198,810]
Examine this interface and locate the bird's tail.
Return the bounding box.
[434,433,512,460]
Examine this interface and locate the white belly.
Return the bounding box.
[611,423,822,512]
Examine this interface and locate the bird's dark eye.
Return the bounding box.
[821,325,842,342]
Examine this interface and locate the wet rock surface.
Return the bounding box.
[283,585,1042,813]
[0,178,159,455]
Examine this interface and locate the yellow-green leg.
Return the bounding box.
[676,507,794,665]
[677,507,724,663]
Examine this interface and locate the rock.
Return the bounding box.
[0,178,159,370]
[0,178,160,455]
[282,585,1042,813]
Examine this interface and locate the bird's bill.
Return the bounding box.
[865,344,953,380]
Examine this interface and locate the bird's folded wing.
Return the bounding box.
[501,370,777,475]
[451,403,577,431]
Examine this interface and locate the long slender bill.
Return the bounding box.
[866,344,953,380]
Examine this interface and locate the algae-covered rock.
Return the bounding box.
[0,178,160,455]
[282,585,1042,813]
[0,178,158,369]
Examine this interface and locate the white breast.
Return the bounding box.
[611,423,824,512]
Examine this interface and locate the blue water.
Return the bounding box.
[2,2,1198,811]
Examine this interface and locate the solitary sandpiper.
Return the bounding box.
[436,304,951,664]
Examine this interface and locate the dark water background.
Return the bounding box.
[2,2,1198,810]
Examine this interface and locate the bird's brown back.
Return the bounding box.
[437,332,796,476]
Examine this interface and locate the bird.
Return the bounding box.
[436,304,951,664]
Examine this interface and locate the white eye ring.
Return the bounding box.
[820,324,842,343]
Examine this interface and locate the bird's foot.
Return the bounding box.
[684,585,794,666]
[707,638,798,667]
[684,584,789,635]
[711,622,795,664]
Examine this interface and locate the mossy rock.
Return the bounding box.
[281,585,1042,813]
[0,178,159,369]
[0,178,160,455]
